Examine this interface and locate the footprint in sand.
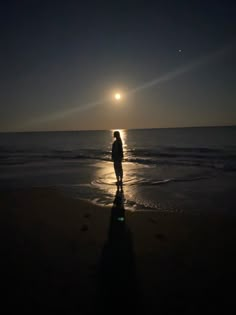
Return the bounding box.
[80,224,88,232]
[149,218,158,224]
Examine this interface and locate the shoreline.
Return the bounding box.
[1,187,236,313]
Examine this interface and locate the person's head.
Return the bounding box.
[113,131,121,139]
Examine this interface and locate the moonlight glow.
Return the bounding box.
[114,93,121,100]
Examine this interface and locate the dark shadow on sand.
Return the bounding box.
[95,185,141,314]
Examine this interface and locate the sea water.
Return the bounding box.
[0,127,235,214]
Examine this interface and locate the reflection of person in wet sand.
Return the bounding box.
[112,131,123,185]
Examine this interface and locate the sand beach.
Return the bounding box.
[1,187,236,314]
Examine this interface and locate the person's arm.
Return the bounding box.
[119,141,123,160]
[112,142,115,161]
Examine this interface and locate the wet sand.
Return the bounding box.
[1,187,236,314]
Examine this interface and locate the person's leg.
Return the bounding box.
[119,162,123,183]
[114,162,119,183]
[114,161,123,184]
[116,161,123,183]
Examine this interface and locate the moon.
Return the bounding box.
[114,93,121,100]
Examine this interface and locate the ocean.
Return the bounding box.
[0,126,236,214]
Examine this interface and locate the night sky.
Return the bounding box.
[1,0,236,131]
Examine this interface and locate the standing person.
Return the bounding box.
[112,131,123,185]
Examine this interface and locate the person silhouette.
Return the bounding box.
[112,131,123,185]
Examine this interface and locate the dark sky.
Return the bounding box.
[1,0,236,131]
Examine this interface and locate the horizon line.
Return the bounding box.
[0,124,235,134]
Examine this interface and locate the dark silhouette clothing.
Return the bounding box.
[112,138,123,182]
[112,139,123,161]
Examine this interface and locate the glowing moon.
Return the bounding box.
[114,93,121,100]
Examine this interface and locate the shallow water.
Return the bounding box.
[0,127,236,214]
